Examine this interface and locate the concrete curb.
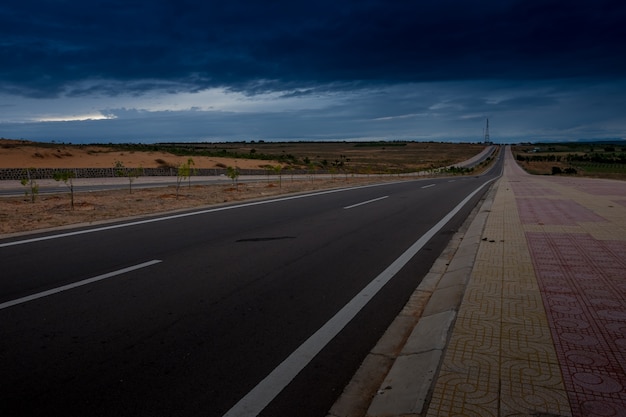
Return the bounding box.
[328,178,500,417]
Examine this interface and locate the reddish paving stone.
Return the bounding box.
[526,232,626,417]
[548,179,626,197]
[517,198,607,225]
[509,181,558,196]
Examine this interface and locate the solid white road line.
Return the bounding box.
[222,177,497,417]
[343,195,389,209]
[0,260,162,310]
[421,184,436,189]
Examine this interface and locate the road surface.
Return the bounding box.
[0,152,503,417]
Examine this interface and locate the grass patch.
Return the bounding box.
[512,143,626,180]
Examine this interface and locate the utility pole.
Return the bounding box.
[484,118,491,144]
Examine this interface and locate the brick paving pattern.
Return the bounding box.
[427,147,626,417]
[522,175,626,416]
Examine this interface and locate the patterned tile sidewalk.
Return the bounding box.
[427,147,626,417]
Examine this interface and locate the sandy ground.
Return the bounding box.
[0,139,265,169]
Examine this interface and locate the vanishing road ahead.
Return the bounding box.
[1,151,503,417]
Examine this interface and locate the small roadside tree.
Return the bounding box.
[176,158,197,199]
[272,165,283,188]
[53,170,76,210]
[20,168,39,203]
[285,164,295,182]
[226,166,240,188]
[307,162,317,181]
[115,160,143,194]
[262,165,273,183]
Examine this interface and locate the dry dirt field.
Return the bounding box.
[1,139,489,235]
[0,139,486,171]
[0,139,265,169]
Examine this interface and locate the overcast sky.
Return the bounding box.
[1,0,625,144]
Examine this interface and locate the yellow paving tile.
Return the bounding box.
[426,148,572,417]
[429,366,499,417]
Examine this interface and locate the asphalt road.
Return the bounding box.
[0,153,503,417]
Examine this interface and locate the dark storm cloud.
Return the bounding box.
[1,0,625,98]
